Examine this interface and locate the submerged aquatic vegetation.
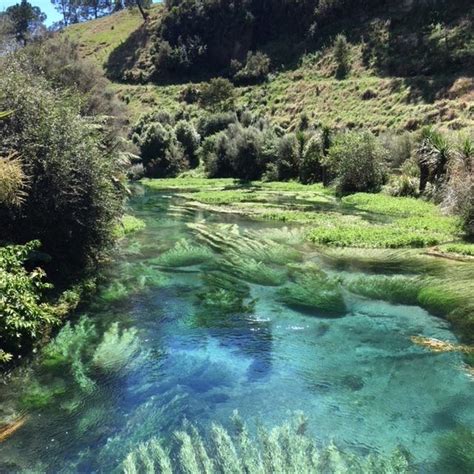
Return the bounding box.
[122,412,413,473]
[217,254,286,286]
[189,223,301,265]
[436,426,474,473]
[151,239,213,267]
[196,272,255,319]
[278,266,346,315]
[410,336,474,354]
[114,215,146,239]
[92,323,140,373]
[345,274,423,305]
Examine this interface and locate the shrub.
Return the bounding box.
[233,51,271,85]
[324,131,387,195]
[384,175,419,197]
[197,111,237,137]
[333,33,351,79]
[199,78,235,112]
[275,134,300,181]
[299,133,324,184]
[0,241,60,360]
[174,120,201,168]
[135,122,188,178]
[0,58,124,275]
[442,135,473,236]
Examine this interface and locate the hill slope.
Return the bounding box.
[65,2,473,132]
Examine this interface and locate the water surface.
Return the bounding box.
[0,190,473,472]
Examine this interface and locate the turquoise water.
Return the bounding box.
[0,189,473,472]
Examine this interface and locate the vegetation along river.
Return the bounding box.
[0,187,473,473]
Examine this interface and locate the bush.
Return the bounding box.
[300,133,325,184]
[0,241,60,360]
[233,51,271,85]
[197,111,237,137]
[0,152,28,208]
[324,131,387,195]
[333,33,351,79]
[199,78,235,112]
[442,135,473,236]
[275,134,300,181]
[0,58,124,274]
[135,122,188,178]
[174,120,201,168]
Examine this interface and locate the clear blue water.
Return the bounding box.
[0,190,473,473]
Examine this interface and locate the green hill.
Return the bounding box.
[64,1,473,131]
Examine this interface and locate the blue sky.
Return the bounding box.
[0,1,62,26]
[0,1,159,27]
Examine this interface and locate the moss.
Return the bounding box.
[436,426,474,473]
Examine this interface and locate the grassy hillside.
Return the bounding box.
[64,3,473,132]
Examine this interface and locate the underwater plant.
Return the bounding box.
[41,317,98,392]
[435,426,474,473]
[217,253,286,286]
[151,239,214,268]
[92,323,140,373]
[345,274,423,305]
[122,412,413,473]
[278,267,347,316]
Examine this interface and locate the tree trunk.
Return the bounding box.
[136,0,148,21]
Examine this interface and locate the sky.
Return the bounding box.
[0,1,62,26]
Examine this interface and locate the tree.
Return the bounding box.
[51,0,80,26]
[4,0,46,45]
[333,33,351,79]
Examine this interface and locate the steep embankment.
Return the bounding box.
[64,3,473,131]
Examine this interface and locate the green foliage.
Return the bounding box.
[324,131,387,195]
[151,239,213,268]
[0,241,60,360]
[333,33,351,79]
[174,120,201,168]
[346,275,422,305]
[92,323,140,373]
[199,78,235,112]
[0,56,124,275]
[233,51,271,85]
[20,379,66,410]
[3,0,45,45]
[122,412,413,473]
[278,265,347,315]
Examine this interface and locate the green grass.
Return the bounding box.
[142,177,237,192]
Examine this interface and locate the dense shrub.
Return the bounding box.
[442,135,473,236]
[300,133,325,184]
[0,152,28,208]
[333,34,351,79]
[0,241,60,361]
[0,58,124,275]
[197,111,237,137]
[174,120,201,168]
[275,134,301,181]
[199,78,235,111]
[233,51,271,85]
[324,131,387,195]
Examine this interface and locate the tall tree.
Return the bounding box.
[51,0,80,26]
[4,0,46,45]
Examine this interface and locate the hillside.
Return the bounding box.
[64,1,473,132]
